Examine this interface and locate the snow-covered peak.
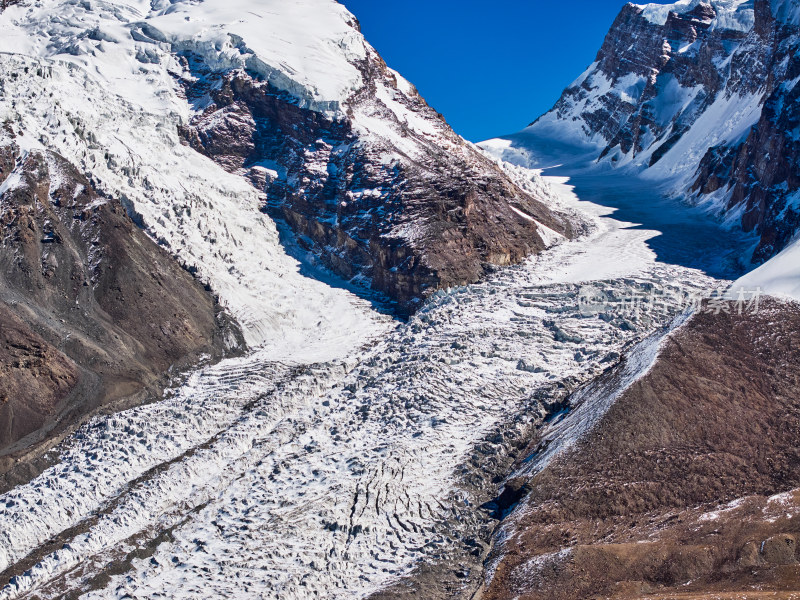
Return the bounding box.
[0,0,368,111]
[635,0,755,31]
[146,0,367,108]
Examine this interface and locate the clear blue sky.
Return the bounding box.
[340,1,671,141]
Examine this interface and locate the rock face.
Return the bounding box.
[0,0,575,476]
[529,0,800,266]
[481,298,800,599]
[0,140,241,474]
[0,0,577,336]
[179,40,574,312]
[0,304,78,460]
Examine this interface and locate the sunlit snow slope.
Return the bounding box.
[0,0,391,358]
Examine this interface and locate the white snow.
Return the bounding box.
[636,0,755,32]
[642,90,763,184]
[772,0,800,24]
[516,0,800,305]
[481,138,666,283]
[0,1,765,599]
[476,140,738,596]
[649,76,703,128]
[0,143,726,599]
[508,204,565,248]
[148,0,367,110]
[518,309,693,480]
[615,73,648,105]
[697,497,747,521]
[0,0,367,111]
[0,166,23,197]
[523,0,764,201]
[730,237,800,301]
[387,67,416,97]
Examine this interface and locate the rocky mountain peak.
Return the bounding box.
[526,0,800,268]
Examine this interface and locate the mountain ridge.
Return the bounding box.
[0,0,576,317]
[524,0,800,273]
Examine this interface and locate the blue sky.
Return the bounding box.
[340,1,671,141]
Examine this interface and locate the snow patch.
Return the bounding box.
[508,204,565,248]
[636,0,755,32]
[730,237,800,301]
[0,42,387,360]
[643,91,763,184]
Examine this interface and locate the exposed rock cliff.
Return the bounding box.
[528,0,800,267]
[0,0,575,475]
[0,139,241,474]
[177,37,574,313]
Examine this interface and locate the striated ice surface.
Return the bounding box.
[0,0,529,355]
[0,151,727,598]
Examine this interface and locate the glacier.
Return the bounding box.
[0,0,784,597]
[0,145,739,597]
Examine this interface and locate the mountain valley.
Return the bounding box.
[0,0,799,598]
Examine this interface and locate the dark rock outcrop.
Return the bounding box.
[178,45,576,313]
[535,2,748,158]
[0,141,242,476]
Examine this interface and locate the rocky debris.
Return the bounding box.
[530,0,800,267]
[0,303,79,456]
[0,140,243,477]
[480,298,800,599]
[178,44,575,313]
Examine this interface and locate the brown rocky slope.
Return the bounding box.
[481,297,800,599]
[0,140,242,485]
